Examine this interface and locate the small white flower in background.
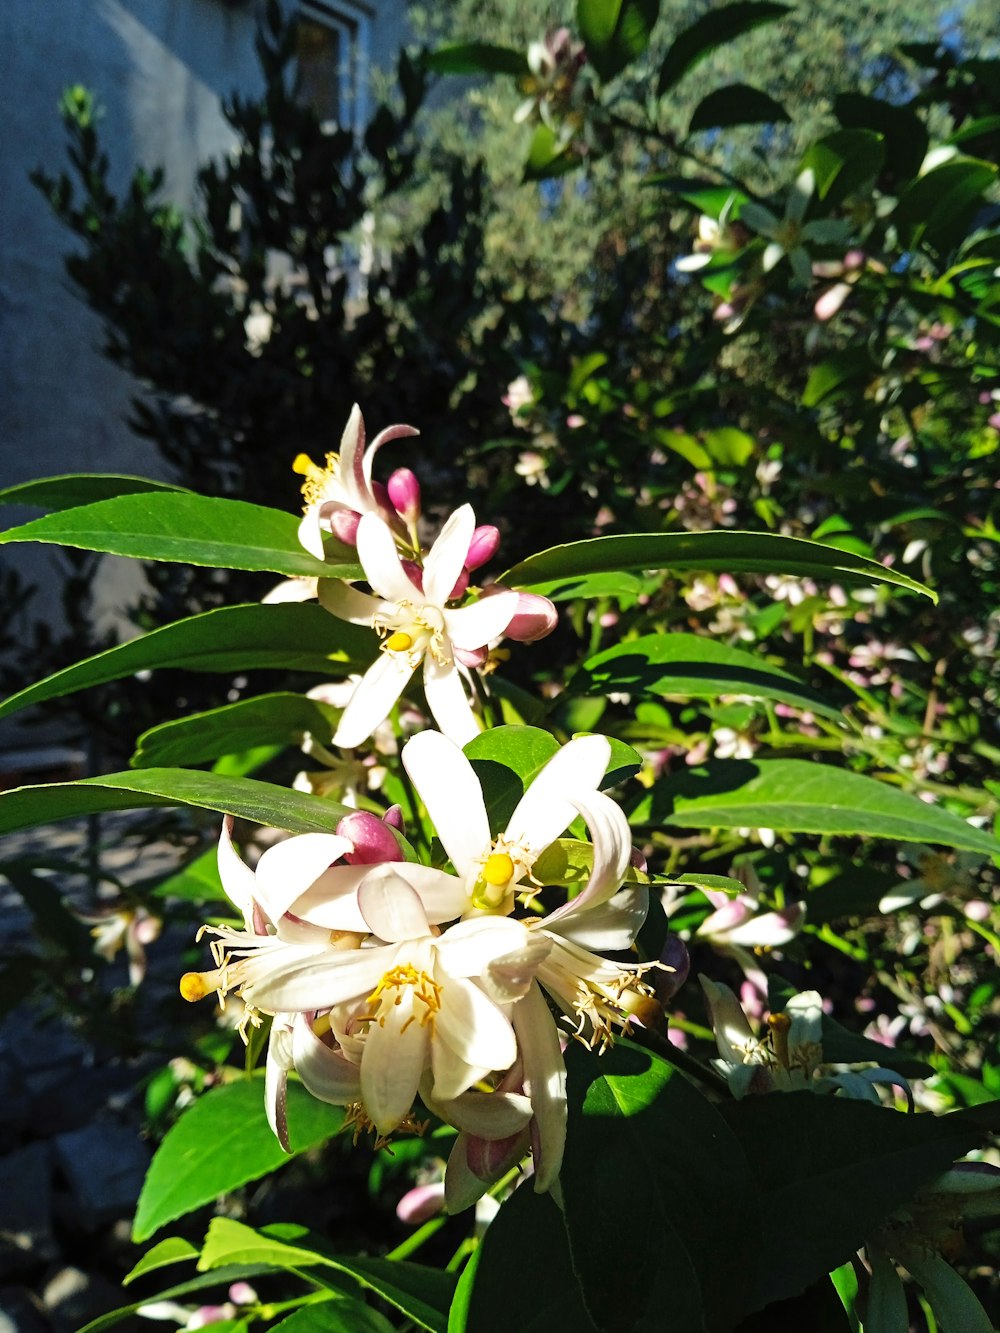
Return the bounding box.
[79,903,161,987]
[514,28,587,144]
[700,977,911,1104]
[676,197,748,273]
[740,169,852,287]
[879,845,987,915]
[502,375,534,424]
[695,871,804,1006]
[321,506,520,747]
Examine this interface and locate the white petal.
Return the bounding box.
[297,509,327,561]
[291,1013,362,1105]
[336,404,368,511]
[358,868,431,942]
[505,735,611,856]
[263,575,318,604]
[356,512,416,604]
[552,886,648,952]
[265,1017,294,1148]
[437,916,533,979]
[536,789,631,930]
[393,864,471,923]
[254,834,353,923]
[401,731,490,878]
[444,592,520,650]
[443,1134,491,1213]
[362,991,429,1135]
[217,816,257,929]
[512,983,566,1193]
[422,1081,533,1138]
[318,580,382,625]
[242,942,391,1012]
[423,505,475,605]
[363,421,421,498]
[423,657,479,747]
[700,976,755,1068]
[333,652,412,749]
[719,908,802,948]
[433,979,517,1098]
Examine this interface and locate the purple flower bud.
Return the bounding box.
[454,645,488,669]
[449,569,470,600]
[387,468,421,523]
[504,592,558,643]
[465,525,501,571]
[335,810,404,865]
[401,559,424,592]
[330,509,361,545]
[396,1182,446,1225]
[653,934,690,1004]
[382,804,405,832]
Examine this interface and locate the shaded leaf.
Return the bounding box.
[421,42,528,76]
[0,604,374,724]
[123,1238,199,1286]
[658,2,790,97]
[132,693,340,769]
[801,129,885,204]
[579,0,660,82]
[0,473,188,511]
[689,84,789,134]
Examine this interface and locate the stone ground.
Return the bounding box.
[0,811,193,1333]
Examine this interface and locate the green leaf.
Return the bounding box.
[200,1220,454,1333]
[132,693,339,769]
[578,0,660,82]
[0,604,374,724]
[522,124,574,181]
[689,84,789,134]
[893,157,998,255]
[0,473,188,511]
[802,349,872,408]
[421,42,529,76]
[630,759,1000,855]
[657,1,790,97]
[0,769,351,838]
[561,1041,755,1332]
[834,93,928,185]
[0,492,359,579]
[123,1237,199,1285]
[269,1306,397,1333]
[78,1265,281,1333]
[150,847,228,904]
[454,1183,597,1332]
[573,632,843,719]
[702,425,756,466]
[801,129,886,204]
[820,1015,932,1079]
[501,530,936,602]
[720,1092,983,1311]
[132,1080,343,1242]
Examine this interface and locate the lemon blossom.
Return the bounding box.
[321,506,519,748]
[292,403,418,559]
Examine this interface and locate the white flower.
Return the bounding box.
[321,506,519,747]
[293,404,418,560]
[740,170,852,287]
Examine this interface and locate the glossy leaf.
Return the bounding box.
[132,693,340,769]
[454,1182,597,1332]
[720,1092,983,1311]
[573,632,842,719]
[801,129,886,204]
[631,759,1000,855]
[561,1041,754,1332]
[802,349,871,408]
[502,530,936,602]
[78,1265,281,1333]
[578,0,660,82]
[199,1220,452,1333]
[0,604,374,724]
[657,1,790,97]
[0,492,359,579]
[0,769,351,838]
[834,93,928,185]
[689,84,789,134]
[0,473,188,511]
[269,1305,397,1333]
[421,42,528,76]
[133,1080,344,1242]
[523,124,575,181]
[150,847,229,904]
[894,157,997,255]
[123,1237,199,1286]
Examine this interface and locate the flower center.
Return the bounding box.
[385,631,413,653]
[293,451,339,509]
[365,963,442,1033]
[482,852,515,886]
[375,601,451,667]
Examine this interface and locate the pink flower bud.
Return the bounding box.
[335,810,404,865]
[401,559,424,592]
[228,1284,258,1307]
[387,468,421,523]
[449,569,470,600]
[330,509,361,545]
[396,1182,446,1225]
[814,282,852,322]
[382,804,405,832]
[504,592,558,643]
[465,525,501,571]
[454,645,489,669]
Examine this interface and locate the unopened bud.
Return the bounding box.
[653,935,690,1003]
[465,525,501,571]
[382,804,405,832]
[336,810,403,865]
[330,509,361,545]
[387,468,421,523]
[449,569,470,600]
[396,1181,446,1225]
[504,592,558,643]
[400,559,424,592]
[454,645,488,669]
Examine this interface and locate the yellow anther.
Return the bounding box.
[482,852,515,887]
[292,451,339,508]
[385,631,414,653]
[179,971,212,1003]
